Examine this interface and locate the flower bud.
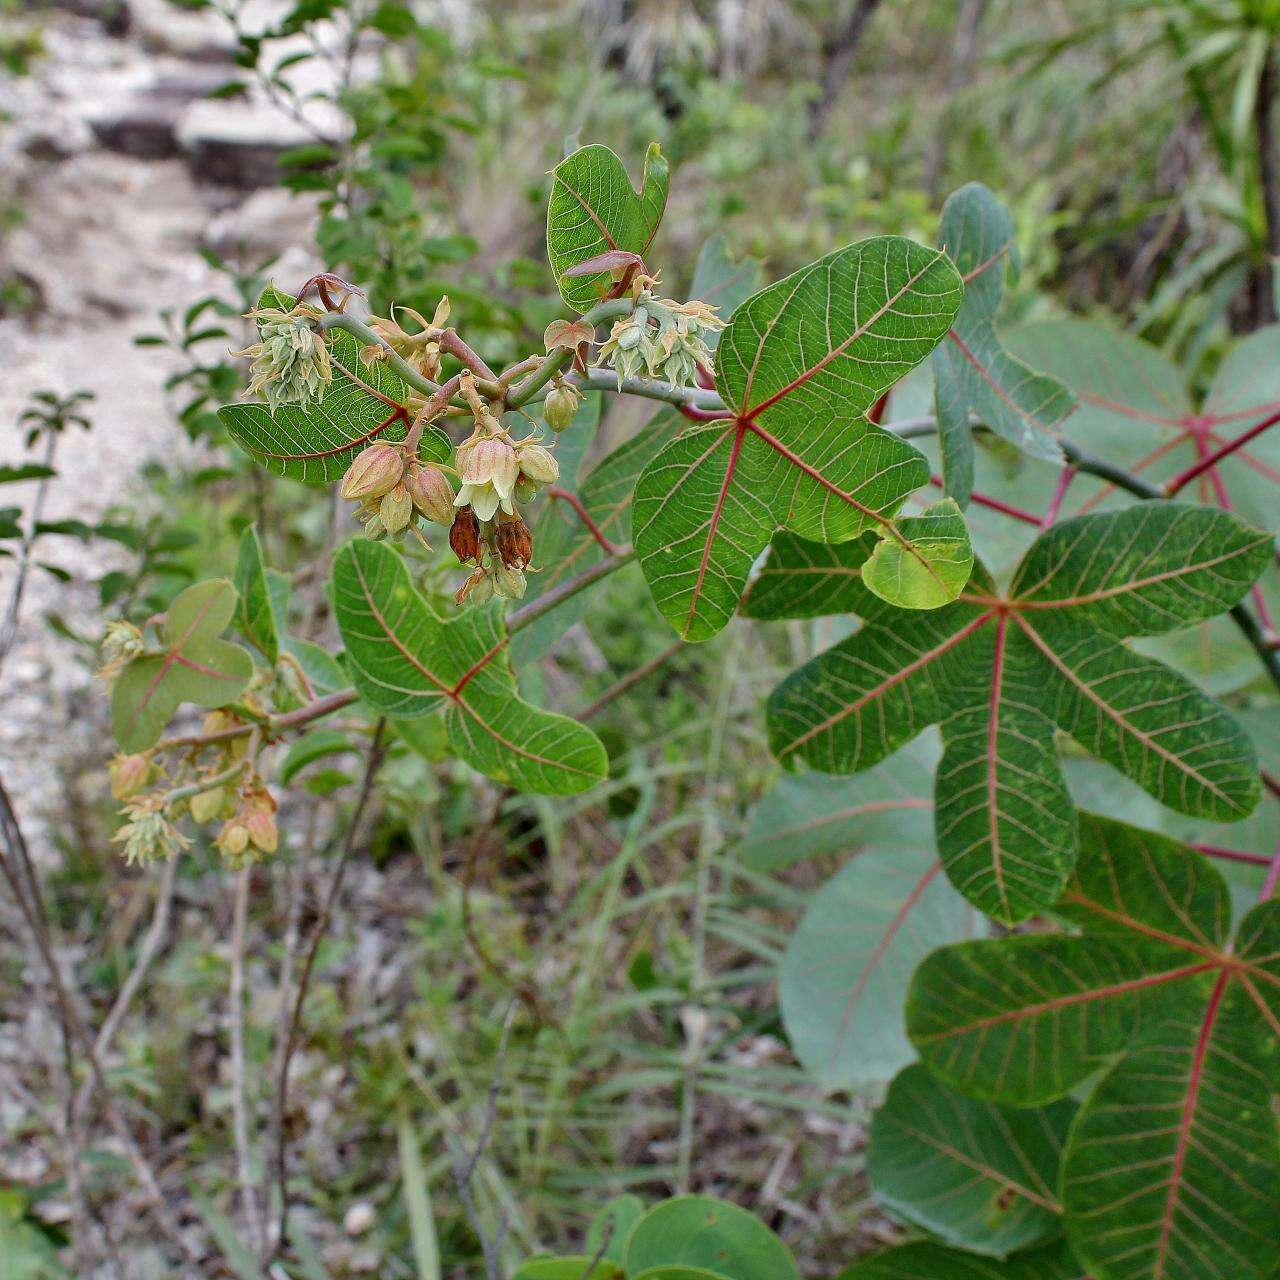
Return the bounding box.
[379,483,413,534]
[189,786,224,824]
[454,568,494,606]
[245,809,278,854]
[217,821,250,858]
[544,383,580,433]
[449,507,481,564]
[496,514,533,569]
[518,443,558,485]
[339,442,404,501]
[404,463,454,524]
[109,753,153,801]
[514,476,538,504]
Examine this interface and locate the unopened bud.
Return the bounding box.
[189,786,224,824]
[454,568,494,606]
[514,475,538,504]
[544,383,580,433]
[379,483,413,534]
[109,753,153,800]
[218,822,250,858]
[339,442,404,501]
[449,507,481,564]
[405,464,454,523]
[518,443,558,485]
[492,561,527,600]
[245,809,278,854]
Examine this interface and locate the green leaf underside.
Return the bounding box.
[937,183,1074,465]
[234,525,279,662]
[112,579,254,752]
[547,143,669,311]
[766,504,1267,921]
[330,539,606,795]
[624,1197,799,1280]
[219,289,452,485]
[868,1064,1073,1257]
[634,236,965,642]
[835,1240,1083,1280]
[907,817,1280,1280]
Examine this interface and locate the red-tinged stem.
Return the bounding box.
[929,474,1040,526]
[1163,407,1280,495]
[1041,465,1076,528]
[1262,844,1280,900]
[679,404,734,422]
[547,486,620,555]
[435,330,498,383]
[867,391,889,425]
[1191,842,1274,869]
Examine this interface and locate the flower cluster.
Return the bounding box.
[448,378,560,603]
[338,440,455,542]
[364,297,450,381]
[234,304,333,412]
[598,293,723,389]
[214,782,278,864]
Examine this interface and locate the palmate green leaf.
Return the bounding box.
[634,236,965,641]
[907,817,1280,1280]
[835,1239,1083,1280]
[766,503,1269,921]
[547,143,669,312]
[330,539,606,795]
[623,1196,799,1280]
[233,525,279,662]
[868,1064,1073,1258]
[935,184,1074,473]
[112,579,255,752]
[218,289,453,485]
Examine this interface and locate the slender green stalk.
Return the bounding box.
[320,312,443,398]
[506,298,634,408]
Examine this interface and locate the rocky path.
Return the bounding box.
[0,0,324,854]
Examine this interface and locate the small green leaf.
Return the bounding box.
[331,540,607,795]
[0,463,57,484]
[279,730,358,784]
[233,525,279,662]
[860,499,974,609]
[585,1194,645,1266]
[624,1197,798,1280]
[547,143,669,311]
[112,579,254,752]
[868,1064,1073,1257]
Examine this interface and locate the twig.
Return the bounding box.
[547,487,620,555]
[577,640,684,721]
[505,298,633,409]
[506,547,635,633]
[0,431,57,673]
[271,722,388,1256]
[230,865,263,1253]
[1262,843,1280,900]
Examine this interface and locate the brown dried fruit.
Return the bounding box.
[496,514,533,569]
[449,506,481,563]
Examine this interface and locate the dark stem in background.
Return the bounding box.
[1254,38,1280,325]
[806,0,884,142]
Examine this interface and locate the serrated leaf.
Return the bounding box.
[234,525,279,662]
[862,499,974,609]
[112,579,255,752]
[623,1197,799,1280]
[219,288,453,485]
[936,183,1073,464]
[331,539,607,795]
[868,1064,1073,1257]
[835,1239,1083,1280]
[767,504,1268,922]
[547,143,668,311]
[634,236,964,642]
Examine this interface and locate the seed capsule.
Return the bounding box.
[496,513,533,569]
[449,507,481,564]
[518,443,558,485]
[492,561,527,600]
[454,568,494,606]
[404,463,455,523]
[339,442,404,500]
[379,482,413,534]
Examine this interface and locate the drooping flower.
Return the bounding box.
[112,796,190,864]
[598,294,724,389]
[235,306,333,412]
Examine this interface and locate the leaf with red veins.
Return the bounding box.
[634,236,964,642]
